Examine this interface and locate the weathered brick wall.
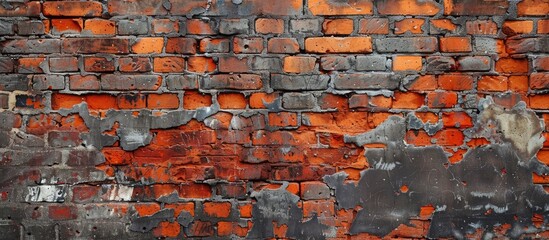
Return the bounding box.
[0,0,548,239]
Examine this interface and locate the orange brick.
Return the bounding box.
[147,94,179,109]
[393,92,424,109]
[249,93,279,109]
[283,56,316,73]
[308,0,373,15]
[132,37,164,54]
[438,74,474,91]
[427,91,458,108]
[530,94,549,109]
[370,95,392,109]
[153,57,185,73]
[43,1,102,17]
[86,94,118,110]
[539,19,549,34]
[377,0,440,15]
[415,112,438,124]
[153,221,180,238]
[393,55,422,71]
[502,20,533,35]
[478,76,508,92]
[203,202,231,218]
[305,37,372,53]
[517,0,549,16]
[407,75,437,92]
[51,93,84,110]
[152,19,179,34]
[430,19,457,33]
[434,129,464,146]
[268,112,298,127]
[134,203,161,216]
[509,76,529,92]
[187,57,216,73]
[51,18,83,33]
[256,18,284,34]
[323,19,353,35]
[394,18,425,34]
[495,58,528,74]
[267,38,300,54]
[183,91,212,110]
[186,19,214,35]
[406,130,431,146]
[358,18,389,34]
[84,19,115,35]
[18,57,45,73]
[218,93,247,109]
[440,36,471,52]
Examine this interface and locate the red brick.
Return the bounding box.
[69,75,100,91]
[187,57,216,73]
[166,38,197,54]
[509,76,529,92]
[84,57,115,72]
[132,37,164,54]
[438,75,474,91]
[496,58,528,74]
[358,18,389,34]
[51,19,83,34]
[183,91,212,110]
[466,20,498,35]
[199,38,230,53]
[539,19,549,34]
[440,36,472,52]
[218,93,247,109]
[18,57,45,73]
[302,200,335,217]
[517,0,549,16]
[152,19,179,34]
[478,76,508,92]
[256,18,284,34]
[118,94,147,109]
[407,75,437,91]
[203,202,231,218]
[268,112,298,127]
[234,37,264,54]
[393,56,422,71]
[49,57,78,72]
[148,94,179,109]
[393,92,424,109]
[394,18,425,34]
[442,112,473,128]
[84,19,116,35]
[43,1,102,17]
[0,1,40,17]
[219,56,249,73]
[268,38,300,54]
[531,73,549,90]
[249,93,279,109]
[308,0,373,15]
[186,19,215,35]
[323,19,353,35]
[63,38,129,54]
[153,57,185,73]
[153,222,180,238]
[427,91,458,108]
[305,37,372,53]
[48,206,77,220]
[503,21,534,35]
[377,0,440,15]
[86,94,118,110]
[283,56,316,73]
[118,57,152,72]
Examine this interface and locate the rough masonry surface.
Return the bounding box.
[0,0,549,239]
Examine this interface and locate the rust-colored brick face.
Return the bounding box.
[0,0,548,239]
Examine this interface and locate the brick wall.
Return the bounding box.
[1,0,549,239]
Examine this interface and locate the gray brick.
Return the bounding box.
[271,74,329,90]
[0,74,29,91]
[0,39,61,54]
[0,20,14,35]
[32,75,65,90]
[356,56,387,71]
[101,74,161,90]
[290,19,320,33]
[219,19,249,35]
[375,37,438,53]
[17,20,45,35]
[457,56,491,71]
[252,57,282,71]
[118,19,149,35]
[333,73,399,90]
[166,75,199,90]
[321,56,352,71]
[282,93,316,109]
[426,56,456,73]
